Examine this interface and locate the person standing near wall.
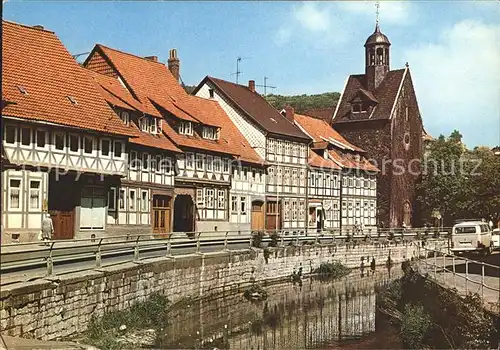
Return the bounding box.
[41,213,54,245]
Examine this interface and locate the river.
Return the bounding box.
[156,267,403,349]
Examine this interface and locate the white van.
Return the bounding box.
[451,221,492,255]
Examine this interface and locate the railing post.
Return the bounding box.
[224,231,229,251]
[166,234,172,257]
[452,255,456,289]
[96,238,103,268]
[295,231,299,246]
[465,258,469,294]
[134,236,140,261]
[481,262,485,300]
[46,242,55,276]
[197,232,202,253]
[433,251,437,279]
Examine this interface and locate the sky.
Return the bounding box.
[3,1,499,147]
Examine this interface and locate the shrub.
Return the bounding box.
[400,304,432,349]
[252,231,264,248]
[313,261,350,279]
[269,233,280,247]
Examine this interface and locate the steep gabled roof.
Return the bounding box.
[1,21,133,137]
[332,69,406,123]
[195,76,311,141]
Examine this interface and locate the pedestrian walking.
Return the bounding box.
[41,213,54,245]
[488,219,494,230]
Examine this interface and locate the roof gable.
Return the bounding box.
[197,76,311,141]
[2,21,133,137]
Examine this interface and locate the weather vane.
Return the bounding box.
[375,1,380,25]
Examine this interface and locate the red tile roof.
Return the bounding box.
[196,76,311,141]
[294,113,364,152]
[309,151,341,170]
[333,69,405,123]
[85,45,263,164]
[328,149,379,172]
[1,21,133,137]
[301,108,335,123]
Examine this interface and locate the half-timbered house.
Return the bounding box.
[87,69,182,235]
[85,46,263,233]
[1,21,134,242]
[294,113,379,234]
[194,79,311,231]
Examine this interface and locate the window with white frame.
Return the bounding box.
[5,125,16,144]
[120,111,130,125]
[276,140,283,155]
[218,190,225,209]
[178,121,193,136]
[243,167,248,181]
[214,157,221,172]
[299,169,305,187]
[205,189,214,208]
[155,156,161,172]
[129,189,136,210]
[283,200,290,220]
[54,132,65,150]
[206,155,213,171]
[223,158,230,173]
[299,200,306,221]
[267,139,275,154]
[69,134,79,153]
[20,127,31,147]
[140,117,150,132]
[277,167,283,185]
[130,151,138,169]
[196,188,204,208]
[284,168,290,185]
[196,154,204,170]
[161,157,171,174]
[29,180,40,210]
[142,153,149,170]
[108,187,116,211]
[231,196,238,213]
[9,179,21,209]
[292,201,298,221]
[202,126,219,140]
[186,153,194,169]
[36,130,47,149]
[240,196,246,214]
[101,139,110,157]
[151,157,157,173]
[114,141,122,158]
[141,190,149,211]
[84,136,93,154]
[310,172,315,187]
[259,169,264,183]
[268,167,275,184]
[119,189,126,210]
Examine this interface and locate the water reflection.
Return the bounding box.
[158,268,402,349]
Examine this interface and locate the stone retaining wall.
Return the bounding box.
[0,240,446,340]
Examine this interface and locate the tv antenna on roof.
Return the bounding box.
[72,51,90,59]
[375,1,380,25]
[256,76,277,96]
[230,56,249,84]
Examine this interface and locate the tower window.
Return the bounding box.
[209,88,215,98]
[376,48,384,65]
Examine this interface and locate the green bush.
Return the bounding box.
[313,261,350,279]
[400,304,432,348]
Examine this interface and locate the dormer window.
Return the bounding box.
[202,126,219,140]
[209,88,215,98]
[352,102,369,113]
[120,111,130,125]
[151,118,162,134]
[139,116,150,132]
[179,121,193,136]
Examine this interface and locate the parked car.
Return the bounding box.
[450,221,492,255]
[492,228,500,250]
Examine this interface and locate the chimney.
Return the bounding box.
[284,105,295,122]
[248,80,255,93]
[144,56,158,62]
[33,25,44,30]
[168,49,180,82]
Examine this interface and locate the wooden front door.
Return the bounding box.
[49,210,75,240]
[251,201,265,231]
[153,195,171,235]
[265,201,281,231]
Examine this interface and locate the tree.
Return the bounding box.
[264,92,340,113]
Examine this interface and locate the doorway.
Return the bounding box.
[173,195,194,232]
[153,195,171,234]
[265,200,281,231]
[48,173,77,239]
[251,200,265,231]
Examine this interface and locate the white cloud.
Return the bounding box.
[274,27,292,45]
[405,20,500,146]
[339,1,414,24]
[293,2,331,32]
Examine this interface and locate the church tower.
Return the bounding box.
[364,21,391,91]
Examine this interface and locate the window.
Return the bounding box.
[214,157,221,172]
[179,121,193,136]
[129,189,136,210]
[141,190,148,212]
[130,151,138,169]
[84,136,93,154]
[119,189,125,210]
[218,190,225,209]
[5,125,16,144]
[196,188,204,208]
[161,157,171,174]
[9,179,21,209]
[101,139,110,156]
[156,156,161,172]
[29,180,40,209]
[292,201,298,221]
[268,139,275,154]
[150,118,157,134]
[205,189,214,208]
[20,127,31,146]
[142,153,149,170]
[206,155,213,171]
[186,153,194,169]
[268,167,275,184]
[36,130,46,148]
[243,167,248,181]
[277,167,283,185]
[276,140,283,155]
[240,196,246,214]
[120,111,130,125]
[405,106,409,122]
[202,126,218,140]
[231,196,238,213]
[69,134,79,153]
[283,200,290,220]
[108,187,116,211]
[114,141,122,158]
[209,88,215,98]
[299,200,306,221]
[196,154,204,170]
[140,117,149,132]
[151,157,157,173]
[310,173,315,187]
[299,169,305,187]
[284,168,290,185]
[223,159,229,173]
